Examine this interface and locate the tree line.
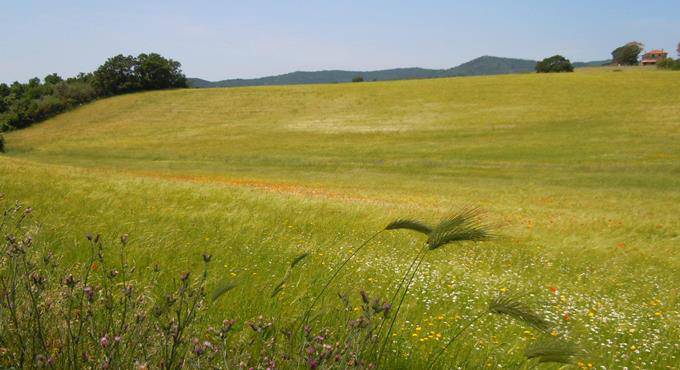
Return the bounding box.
[0,53,186,132]
[535,41,680,73]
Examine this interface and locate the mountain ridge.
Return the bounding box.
[188,56,610,88]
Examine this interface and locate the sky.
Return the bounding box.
[1,0,679,83]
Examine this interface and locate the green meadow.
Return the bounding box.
[1,67,679,368]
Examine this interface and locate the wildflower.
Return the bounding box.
[64,274,77,288]
[382,303,392,317]
[563,313,570,321]
[549,286,558,294]
[360,290,369,304]
[120,234,129,245]
[192,338,205,356]
[91,262,98,271]
[100,335,109,348]
[202,253,212,263]
[550,330,558,337]
[180,272,190,282]
[84,286,95,302]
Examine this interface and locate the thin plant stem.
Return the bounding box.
[377,246,428,367]
[428,311,486,368]
[297,230,383,331]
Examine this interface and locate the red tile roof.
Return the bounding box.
[644,50,667,55]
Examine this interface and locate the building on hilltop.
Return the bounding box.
[640,49,668,65]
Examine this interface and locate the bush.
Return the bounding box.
[0,134,4,152]
[536,55,574,73]
[352,75,365,82]
[657,58,680,70]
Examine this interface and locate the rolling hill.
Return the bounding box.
[188,55,610,88]
[1,68,678,368]
[188,55,539,87]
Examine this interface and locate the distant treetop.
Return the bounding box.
[535,55,574,73]
[1,53,187,133]
[611,42,644,66]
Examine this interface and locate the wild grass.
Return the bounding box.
[1,200,587,368]
[0,67,679,368]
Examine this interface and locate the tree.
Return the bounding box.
[535,55,574,73]
[136,53,186,89]
[92,54,140,95]
[352,75,364,82]
[677,41,680,58]
[611,42,643,66]
[0,84,9,113]
[44,73,63,85]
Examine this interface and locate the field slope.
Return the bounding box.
[1,68,679,368]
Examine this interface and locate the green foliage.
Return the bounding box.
[0,134,4,152]
[93,53,187,96]
[0,53,187,133]
[136,53,187,90]
[656,58,680,70]
[92,54,140,95]
[611,42,643,65]
[352,75,365,82]
[535,55,574,73]
[43,73,63,85]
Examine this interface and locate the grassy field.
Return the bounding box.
[1,67,679,368]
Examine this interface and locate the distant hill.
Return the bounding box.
[572,59,611,68]
[188,56,607,88]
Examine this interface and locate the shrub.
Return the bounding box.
[352,75,365,82]
[0,134,4,152]
[657,58,680,70]
[536,55,574,73]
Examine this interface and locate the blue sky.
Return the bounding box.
[1,0,679,83]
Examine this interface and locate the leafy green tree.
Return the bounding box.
[0,84,9,114]
[352,75,364,82]
[44,73,63,85]
[136,53,187,89]
[0,83,9,98]
[611,42,643,66]
[535,55,574,73]
[92,54,140,95]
